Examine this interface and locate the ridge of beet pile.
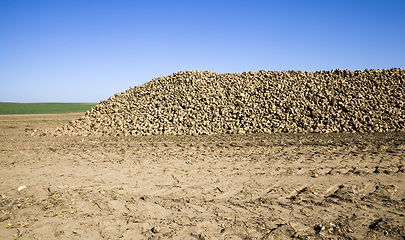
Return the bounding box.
[49,68,404,136]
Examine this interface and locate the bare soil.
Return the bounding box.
[1,113,404,239]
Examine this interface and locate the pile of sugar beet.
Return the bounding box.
[55,68,405,136]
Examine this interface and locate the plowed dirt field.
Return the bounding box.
[1,113,404,239]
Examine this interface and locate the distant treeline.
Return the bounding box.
[0,102,98,114]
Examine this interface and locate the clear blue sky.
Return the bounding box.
[1,0,404,103]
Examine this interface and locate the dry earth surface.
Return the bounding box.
[0,113,404,239]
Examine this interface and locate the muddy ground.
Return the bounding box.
[0,113,404,239]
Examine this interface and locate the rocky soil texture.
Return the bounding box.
[54,68,404,136]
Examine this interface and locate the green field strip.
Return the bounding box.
[0,102,98,114]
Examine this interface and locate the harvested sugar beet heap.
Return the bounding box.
[55,68,405,136]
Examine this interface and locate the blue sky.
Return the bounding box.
[1,0,404,103]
